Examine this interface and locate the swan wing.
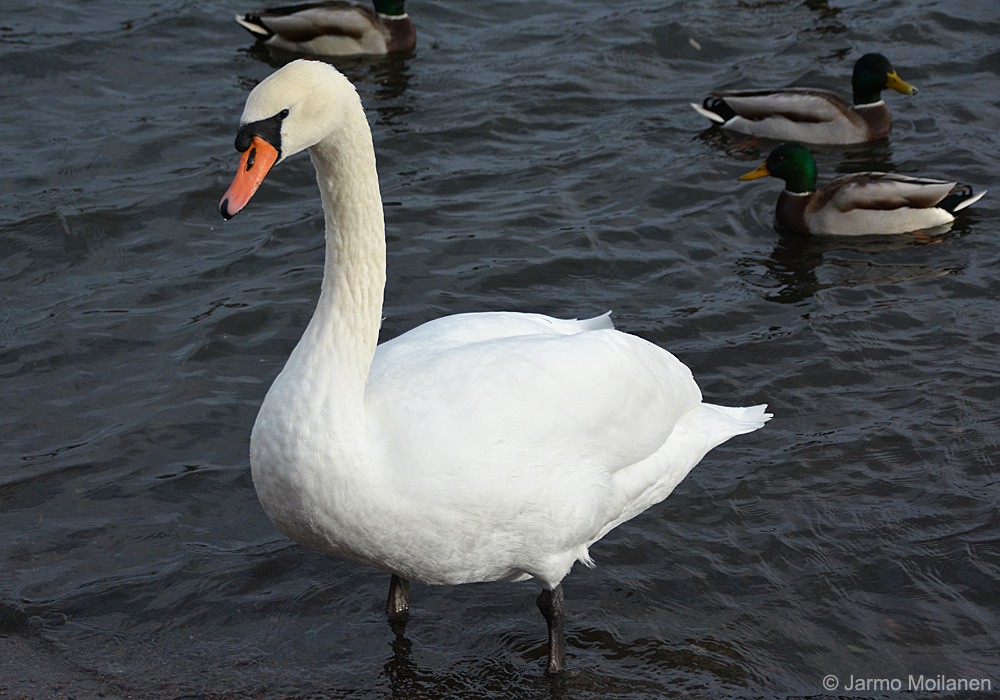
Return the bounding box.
[362,315,768,583]
[377,311,613,356]
[366,318,703,526]
[368,317,697,480]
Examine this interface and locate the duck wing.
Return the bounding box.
[712,88,852,123]
[238,1,376,42]
[821,172,961,212]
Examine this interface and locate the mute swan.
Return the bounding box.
[235,0,415,56]
[691,53,916,145]
[740,143,987,235]
[219,59,771,674]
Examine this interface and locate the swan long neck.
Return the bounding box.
[298,109,386,395]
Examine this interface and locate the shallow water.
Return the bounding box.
[2,0,999,698]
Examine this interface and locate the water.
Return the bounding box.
[2,0,999,697]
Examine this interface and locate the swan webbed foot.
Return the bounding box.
[536,585,566,674]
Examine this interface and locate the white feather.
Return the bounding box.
[231,61,771,595]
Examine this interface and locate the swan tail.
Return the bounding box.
[592,402,771,544]
[700,402,772,438]
[671,402,772,459]
[576,546,596,569]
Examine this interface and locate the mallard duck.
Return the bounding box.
[219,59,771,674]
[691,53,917,145]
[235,0,415,56]
[740,143,987,235]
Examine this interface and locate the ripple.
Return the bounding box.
[2,0,999,697]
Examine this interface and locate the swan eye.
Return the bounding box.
[279,108,290,119]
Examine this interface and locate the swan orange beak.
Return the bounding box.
[739,163,771,181]
[219,136,280,220]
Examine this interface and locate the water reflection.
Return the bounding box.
[383,626,419,698]
[378,621,757,699]
[696,128,902,173]
[694,125,761,157]
[826,142,899,176]
[735,0,845,34]
[239,45,415,125]
[379,621,563,699]
[741,229,963,304]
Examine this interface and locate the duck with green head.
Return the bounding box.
[691,53,916,145]
[236,0,415,56]
[740,143,987,235]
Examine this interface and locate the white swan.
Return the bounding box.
[219,59,771,674]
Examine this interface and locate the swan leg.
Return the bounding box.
[536,585,566,674]
[386,574,411,621]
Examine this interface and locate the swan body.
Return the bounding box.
[220,59,770,672]
[691,53,916,145]
[740,143,987,235]
[235,0,415,56]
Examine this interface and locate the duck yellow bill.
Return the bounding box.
[219,136,280,220]
[886,70,917,95]
[739,163,770,181]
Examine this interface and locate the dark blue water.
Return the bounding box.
[2,1,999,697]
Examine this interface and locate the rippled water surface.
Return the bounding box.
[2,1,999,698]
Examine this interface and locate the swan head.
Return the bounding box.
[219,59,360,220]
